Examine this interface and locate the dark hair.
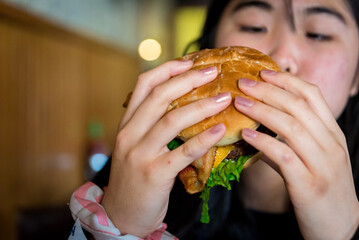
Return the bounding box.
[183,0,230,54]
[197,0,231,49]
[347,0,359,28]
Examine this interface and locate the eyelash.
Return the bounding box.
[239,25,267,33]
[240,25,333,42]
[306,32,333,41]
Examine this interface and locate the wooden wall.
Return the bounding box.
[0,2,139,239]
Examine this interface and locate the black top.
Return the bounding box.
[163,177,303,240]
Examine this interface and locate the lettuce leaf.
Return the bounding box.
[199,155,250,223]
[167,139,250,224]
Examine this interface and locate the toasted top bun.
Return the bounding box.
[169,46,280,146]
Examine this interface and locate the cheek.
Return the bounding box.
[301,53,354,118]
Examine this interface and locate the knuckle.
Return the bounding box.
[287,118,303,134]
[291,96,307,109]
[307,83,321,96]
[181,143,197,160]
[148,85,167,106]
[196,98,209,110]
[281,150,295,165]
[116,130,129,152]
[116,129,127,142]
[150,84,163,98]
[138,72,156,91]
[196,134,207,149]
[141,162,157,180]
[137,72,148,86]
[162,111,177,128]
[125,146,159,181]
[125,147,139,164]
[331,144,349,164]
[150,84,170,105]
[183,69,201,85]
[310,174,329,198]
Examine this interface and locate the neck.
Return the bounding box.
[237,159,291,213]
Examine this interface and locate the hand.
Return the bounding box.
[235,70,359,240]
[101,60,232,237]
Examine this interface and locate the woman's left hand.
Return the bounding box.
[235,70,359,240]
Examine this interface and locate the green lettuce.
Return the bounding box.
[167,138,250,224]
[199,155,250,223]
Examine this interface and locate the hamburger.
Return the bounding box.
[166,46,280,223]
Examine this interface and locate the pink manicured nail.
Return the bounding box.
[200,66,217,75]
[242,128,258,138]
[238,78,257,87]
[210,123,225,134]
[261,69,276,76]
[235,96,254,107]
[212,92,231,103]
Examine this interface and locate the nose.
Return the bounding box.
[268,33,299,75]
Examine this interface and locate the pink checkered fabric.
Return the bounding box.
[69,182,178,240]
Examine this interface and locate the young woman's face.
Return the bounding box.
[215,0,359,118]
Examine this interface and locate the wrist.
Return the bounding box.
[101,189,130,235]
[102,190,160,238]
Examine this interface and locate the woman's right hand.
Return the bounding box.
[101,60,232,238]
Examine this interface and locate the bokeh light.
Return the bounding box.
[138,39,162,61]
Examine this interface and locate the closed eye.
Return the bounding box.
[306,32,332,41]
[240,25,267,33]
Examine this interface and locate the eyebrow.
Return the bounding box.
[232,0,273,14]
[305,6,347,25]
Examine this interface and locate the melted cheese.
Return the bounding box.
[213,145,235,168]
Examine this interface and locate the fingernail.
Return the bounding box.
[242,128,258,138]
[200,66,217,75]
[261,69,276,76]
[210,123,225,134]
[211,92,231,103]
[235,96,254,107]
[238,78,257,87]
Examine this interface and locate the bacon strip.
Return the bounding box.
[178,147,217,194]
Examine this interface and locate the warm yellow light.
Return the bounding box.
[138,39,162,61]
[175,7,206,57]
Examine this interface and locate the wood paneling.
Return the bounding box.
[0,2,139,238]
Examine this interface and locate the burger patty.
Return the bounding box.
[226,125,276,160]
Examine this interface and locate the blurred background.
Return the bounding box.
[0,0,210,239]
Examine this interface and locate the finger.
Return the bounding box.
[235,96,324,172]
[124,66,219,144]
[260,70,346,144]
[120,60,194,128]
[238,78,338,151]
[143,92,232,153]
[160,123,227,177]
[241,128,312,192]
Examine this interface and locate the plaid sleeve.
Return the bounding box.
[69,182,178,240]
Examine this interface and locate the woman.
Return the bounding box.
[69,0,359,239]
